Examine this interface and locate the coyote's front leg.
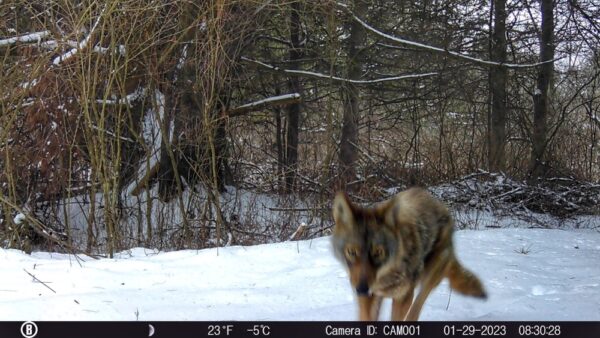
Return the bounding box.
[358,295,382,321]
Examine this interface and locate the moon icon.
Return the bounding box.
[149,324,155,337]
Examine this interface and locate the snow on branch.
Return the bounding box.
[52,7,105,66]
[289,222,308,241]
[590,114,600,128]
[0,31,51,47]
[95,86,148,107]
[336,2,559,69]
[227,93,302,117]
[41,39,126,56]
[241,56,437,84]
[90,125,135,143]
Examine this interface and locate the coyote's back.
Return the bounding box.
[331,188,486,321]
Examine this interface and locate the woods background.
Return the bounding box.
[1,0,599,256]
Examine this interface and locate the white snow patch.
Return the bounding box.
[0,229,599,321]
[122,88,173,196]
[13,213,26,225]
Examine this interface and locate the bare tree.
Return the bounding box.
[489,0,508,172]
[285,1,304,192]
[530,0,555,180]
[339,0,367,187]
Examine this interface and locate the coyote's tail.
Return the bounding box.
[447,257,487,299]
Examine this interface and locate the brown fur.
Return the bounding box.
[331,188,487,321]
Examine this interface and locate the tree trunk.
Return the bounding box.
[530,0,554,180]
[274,105,284,192]
[339,0,367,188]
[285,1,303,192]
[488,0,507,173]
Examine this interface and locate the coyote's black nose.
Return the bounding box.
[355,281,370,296]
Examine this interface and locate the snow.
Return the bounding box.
[124,88,172,196]
[96,86,148,107]
[51,186,318,251]
[13,213,26,225]
[1,229,598,321]
[20,78,39,90]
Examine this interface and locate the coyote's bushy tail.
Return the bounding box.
[447,257,487,299]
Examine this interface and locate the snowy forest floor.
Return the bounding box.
[1,228,599,321]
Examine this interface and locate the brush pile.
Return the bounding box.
[431,170,600,219]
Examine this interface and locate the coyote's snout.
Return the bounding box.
[331,188,487,321]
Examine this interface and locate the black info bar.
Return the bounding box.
[1,321,598,338]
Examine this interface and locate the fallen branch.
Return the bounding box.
[24,269,57,293]
[431,171,600,219]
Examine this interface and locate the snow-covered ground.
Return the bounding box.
[1,229,599,321]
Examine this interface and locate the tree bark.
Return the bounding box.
[285,1,303,192]
[339,0,367,188]
[530,0,554,180]
[488,0,507,173]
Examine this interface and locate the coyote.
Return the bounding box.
[331,188,487,321]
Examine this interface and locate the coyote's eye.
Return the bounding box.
[370,245,387,264]
[345,246,359,262]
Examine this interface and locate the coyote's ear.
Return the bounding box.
[332,192,355,228]
[383,195,401,226]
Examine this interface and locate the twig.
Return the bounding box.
[445,288,453,310]
[227,93,302,117]
[308,225,333,239]
[0,195,96,260]
[267,207,326,212]
[337,2,562,69]
[52,6,106,65]
[24,269,56,293]
[241,56,437,84]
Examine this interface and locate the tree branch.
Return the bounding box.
[52,6,105,66]
[241,56,437,84]
[337,2,560,69]
[0,31,51,47]
[227,93,302,117]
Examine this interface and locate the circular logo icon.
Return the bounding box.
[20,321,38,338]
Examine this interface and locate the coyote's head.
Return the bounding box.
[331,192,401,297]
